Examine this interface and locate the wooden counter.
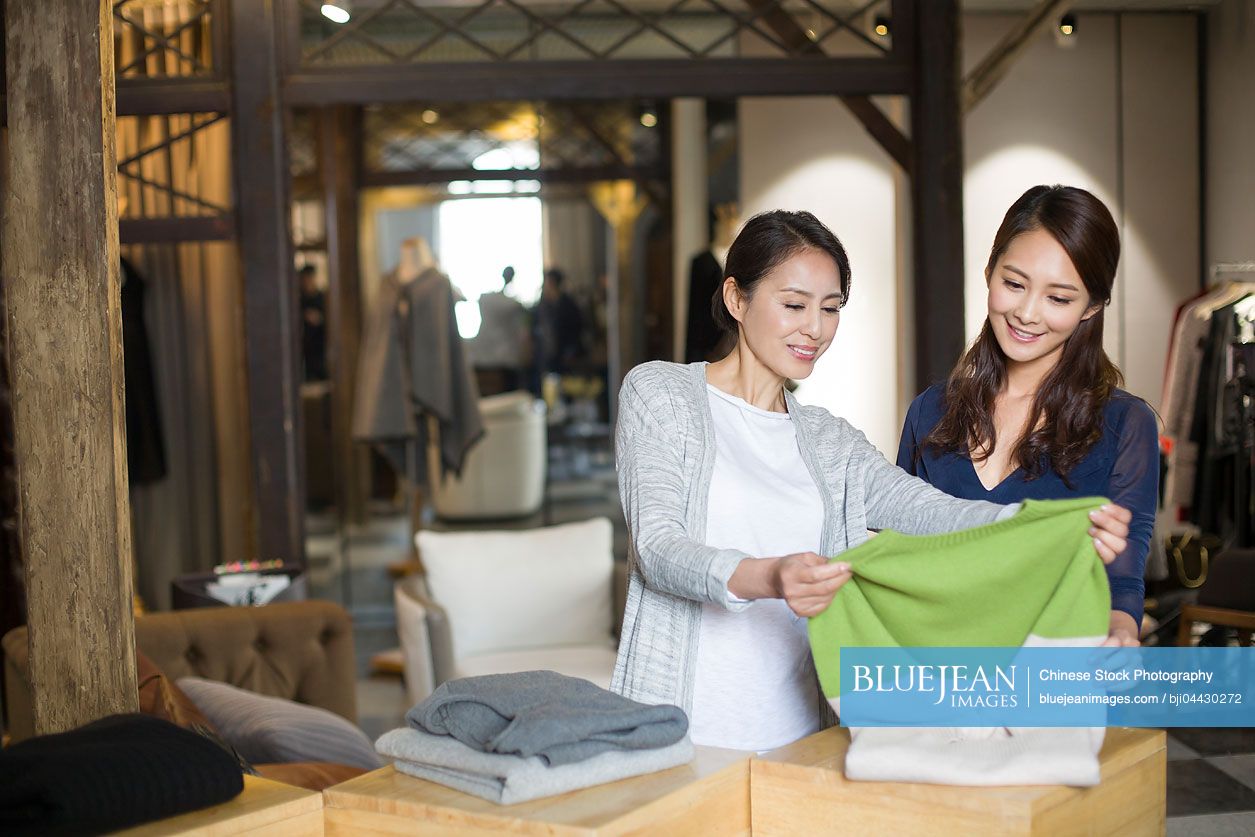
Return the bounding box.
[323,746,751,836]
[751,727,1166,836]
[115,774,324,836]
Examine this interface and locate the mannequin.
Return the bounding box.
[397,236,436,283]
[354,231,483,571]
[685,202,740,362]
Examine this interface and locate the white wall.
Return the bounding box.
[1119,15,1200,406]
[739,97,903,455]
[1206,0,1255,272]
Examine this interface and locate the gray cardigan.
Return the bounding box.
[611,361,1013,715]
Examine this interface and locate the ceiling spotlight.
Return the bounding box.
[1059,13,1076,36]
[873,15,890,38]
[321,3,351,24]
[640,110,658,129]
[421,109,439,125]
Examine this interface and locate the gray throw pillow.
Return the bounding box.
[177,677,383,771]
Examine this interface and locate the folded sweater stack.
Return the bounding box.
[376,670,693,804]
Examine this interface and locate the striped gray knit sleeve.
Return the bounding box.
[851,426,1014,534]
[616,375,752,611]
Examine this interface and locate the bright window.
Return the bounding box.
[438,196,543,339]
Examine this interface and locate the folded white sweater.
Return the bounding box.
[844,726,1105,786]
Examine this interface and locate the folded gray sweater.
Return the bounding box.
[376,727,695,805]
[406,670,689,766]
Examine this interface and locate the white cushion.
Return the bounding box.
[394,577,435,706]
[416,517,614,661]
[479,391,538,420]
[455,644,618,691]
[429,395,546,520]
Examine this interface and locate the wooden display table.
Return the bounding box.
[115,774,324,836]
[751,727,1165,836]
[322,746,751,836]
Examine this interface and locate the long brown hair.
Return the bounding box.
[920,185,1123,481]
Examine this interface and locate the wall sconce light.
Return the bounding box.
[321,2,351,24]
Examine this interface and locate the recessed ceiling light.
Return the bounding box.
[321,3,351,25]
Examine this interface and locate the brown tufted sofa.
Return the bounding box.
[2,600,357,743]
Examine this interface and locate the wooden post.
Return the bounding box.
[319,106,368,527]
[909,0,966,390]
[230,0,305,566]
[2,0,139,734]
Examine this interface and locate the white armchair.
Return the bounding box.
[395,518,624,705]
[427,391,546,521]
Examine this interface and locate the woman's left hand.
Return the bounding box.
[1087,503,1132,565]
[1102,610,1141,647]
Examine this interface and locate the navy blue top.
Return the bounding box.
[896,384,1159,626]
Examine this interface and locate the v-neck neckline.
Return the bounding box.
[968,453,1022,494]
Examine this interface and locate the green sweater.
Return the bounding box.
[809,497,1112,698]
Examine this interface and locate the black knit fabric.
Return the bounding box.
[0,713,244,836]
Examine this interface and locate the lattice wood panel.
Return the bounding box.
[114,0,219,78]
[117,113,231,218]
[362,101,662,178]
[295,0,890,66]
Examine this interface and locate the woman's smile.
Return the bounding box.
[787,344,819,362]
[1005,321,1044,344]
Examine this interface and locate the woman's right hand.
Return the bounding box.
[774,553,852,618]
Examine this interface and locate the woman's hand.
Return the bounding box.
[1088,503,1132,565]
[774,553,852,618]
[1101,610,1141,647]
[728,553,852,617]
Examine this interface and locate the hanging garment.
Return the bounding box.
[1162,282,1255,515]
[352,267,483,484]
[685,250,724,363]
[1190,294,1255,543]
[120,258,167,485]
[808,497,1111,786]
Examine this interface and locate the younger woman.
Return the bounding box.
[898,185,1157,647]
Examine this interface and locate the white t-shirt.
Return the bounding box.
[689,384,825,752]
